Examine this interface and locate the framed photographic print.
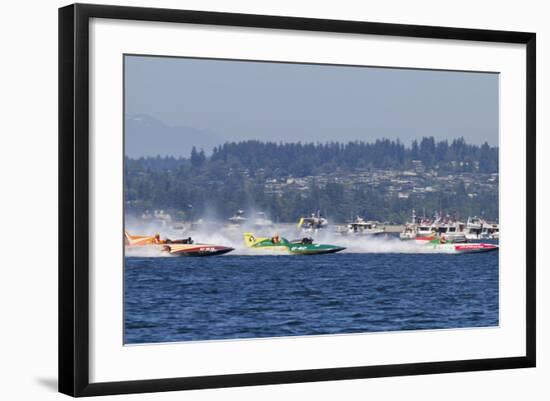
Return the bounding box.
[58,3,536,397]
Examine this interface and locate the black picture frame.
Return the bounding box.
[59,3,536,397]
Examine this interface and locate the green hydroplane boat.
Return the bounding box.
[243,233,345,255]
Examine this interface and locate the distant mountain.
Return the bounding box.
[124,114,225,158]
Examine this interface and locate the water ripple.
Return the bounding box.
[125,253,499,343]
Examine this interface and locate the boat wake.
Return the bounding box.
[125,246,173,258]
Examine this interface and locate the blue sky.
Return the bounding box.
[124,55,499,157]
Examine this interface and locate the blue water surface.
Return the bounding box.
[124,252,498,344]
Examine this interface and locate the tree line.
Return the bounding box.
[124,137,499,222]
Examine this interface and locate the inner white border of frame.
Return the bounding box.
[89,18,526,383]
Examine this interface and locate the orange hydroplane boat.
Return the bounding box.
[124,231,234,257]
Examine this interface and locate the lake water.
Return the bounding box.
[124,251,498,344]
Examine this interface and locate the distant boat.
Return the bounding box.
[335,216,386,236]
[400,209,435,240]
[464,216,484,239]
[228,209,247,226]
[481,221,499,240]
[400,223,435,240]
[227,210,273,228]
[297,211,328,233]
[433,221,467,243]
[399,209,466,242]
[465,216,499,240]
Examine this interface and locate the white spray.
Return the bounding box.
[125,214,454,256]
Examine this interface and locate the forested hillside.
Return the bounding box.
[124,137,499,223]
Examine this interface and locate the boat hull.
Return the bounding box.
[425,242,499,254]
[338,231,386,237]
[163,244,234,256]
[452,243,499,254]
[243,232,345,255]
[288,245,346,255]
[247,244,345,255]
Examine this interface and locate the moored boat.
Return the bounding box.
[400,209,467,242]
[399,209,436,240]
[433,221,467,243]
[481,222,500,239]
[465,217,500,240]
[297,211,328,233]
[335,216,386,236]
[400,226,436,240]
[465,216,484,240]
